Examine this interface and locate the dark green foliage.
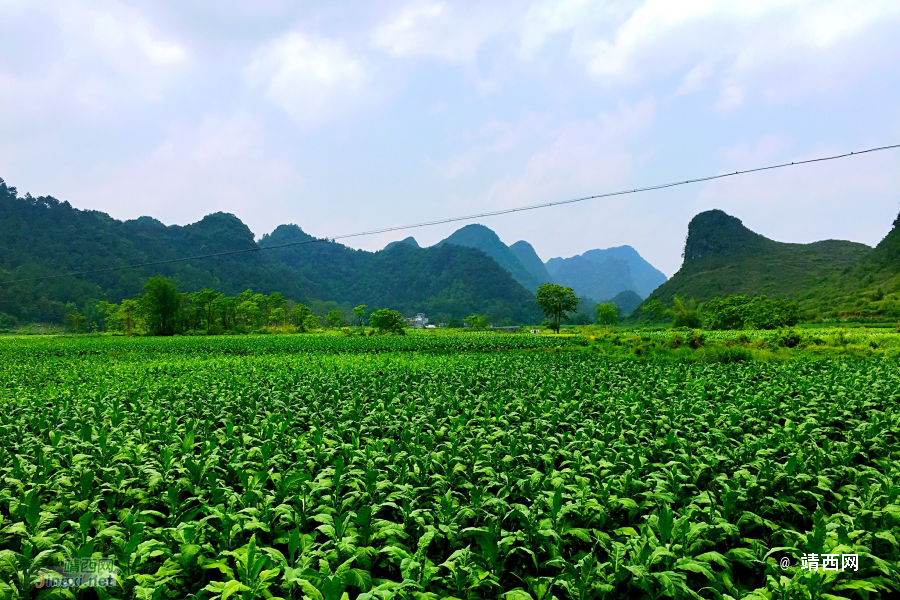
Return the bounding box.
[0,178,542,326]
[535,283,580,333]
[140,276,181,335]
[0,335,897,598]
[606,290,642,317]
[260,226,542,325]
[594,302,618,325]
[325,310,343,328]
[703,295,800,330]
[436,224,545,291]
[0,312,17,331]
[640,210,872,314]
[670,297,702,328]
[463,314,489,330]
[368,309,406,334]
[352,305,367,327]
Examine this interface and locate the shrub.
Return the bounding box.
[703,295,799,330]
[773,328,803,348]
[703,346,751,363]
[369,309,407,334]
[668,332,684,349]
[689,330,705,349]
[671,297,702,328]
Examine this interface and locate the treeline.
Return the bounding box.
[81,276,372,336]
[635,294,800,330]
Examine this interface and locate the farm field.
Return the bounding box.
[0,333,898,599]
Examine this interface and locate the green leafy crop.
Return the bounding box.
[0,334,897,599]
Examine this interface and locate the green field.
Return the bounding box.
[1,333,898,599]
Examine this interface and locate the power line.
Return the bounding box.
[1,142,898,286]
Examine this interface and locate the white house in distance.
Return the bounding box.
[407,313,429,328]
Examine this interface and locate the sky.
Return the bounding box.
[1,0,900,276]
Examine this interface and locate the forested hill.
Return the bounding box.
[637,209,885,318]
[0,177,541,325]
[435,224,547,291]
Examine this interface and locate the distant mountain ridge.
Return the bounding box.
[546,245,667,301]
[384,236,420,251]
[429,224,667,303]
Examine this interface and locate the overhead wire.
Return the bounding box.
[0,142,898,286]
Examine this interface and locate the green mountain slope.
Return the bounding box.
[509,240,551,285]
[260,225,541,324]
[641,209,872,307]
[0,177,541,325]
[607,290,643,317]
[796,211,900,319]
[435,224,543,291]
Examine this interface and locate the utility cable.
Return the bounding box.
[1,142,898,285]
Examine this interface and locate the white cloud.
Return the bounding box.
[0,1,188,124]
[370,0,514,63]
[431,114,546,179]
[477,98,655,208]
[524,0,900,106]
[246,32,374,128]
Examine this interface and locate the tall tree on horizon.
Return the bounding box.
[535,283,580,333]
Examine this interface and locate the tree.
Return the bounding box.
[535,283,580,333]
[119,300,138,335]
[463,314,489,330]
[326,309,343,328]
[290,303,312,329]
[211,295,234,330]
[96,301,119,332]
[141,276,181,336]
[269,307,285,326]
[303,313,321,332]
[368,309,406,334]
[65,312,86,334]
[643,299,667,322]
[670,296,702,329]
[595,303,618,325]
[237,300,263,328]
[352,304,367,327]
[703,295,799,330]
[191,289,220,333]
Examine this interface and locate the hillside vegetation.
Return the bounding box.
[637,209,896,320]
[0,177,540,325]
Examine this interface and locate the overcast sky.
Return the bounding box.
[2,0,899,275]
